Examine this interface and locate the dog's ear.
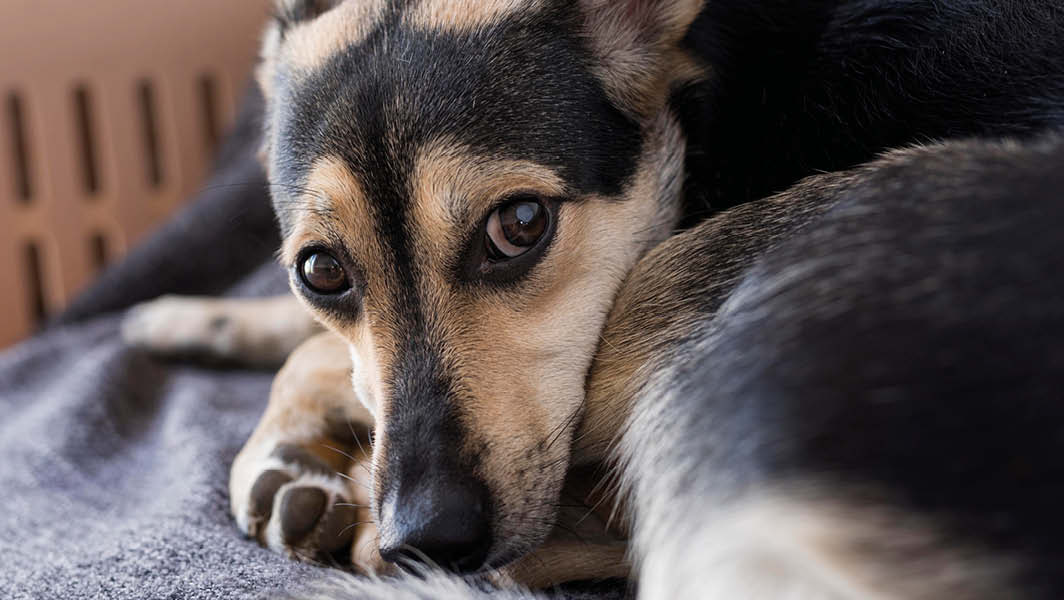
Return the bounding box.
[274,0,338,32]
[580,0,705,115]
[257,0,340,171]
[260,0,341,76]
[582,0,704,45]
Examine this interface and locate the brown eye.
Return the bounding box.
[485,198,548,259]
[300,251,349,294]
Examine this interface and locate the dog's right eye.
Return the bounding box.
[460,195,557,284]
[299,251,350,295]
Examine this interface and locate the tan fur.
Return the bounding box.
[405,0,542,32]
[494,540,630,589]
[409,140,569,237]
[259,0,386,88]
[281,156,399,417]
[279,156,381,270]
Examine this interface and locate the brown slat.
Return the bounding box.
[0,0,271,348]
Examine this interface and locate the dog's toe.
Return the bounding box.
[248,469,293,535]
[235,446,371,565]
[280,486,328,543]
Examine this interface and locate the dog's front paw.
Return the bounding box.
[121,295,315,366]
[232,442,385,572]
[122,295,239,358]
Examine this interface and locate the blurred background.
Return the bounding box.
[0,0,271,349]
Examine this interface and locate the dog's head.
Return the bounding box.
[259,0,702,572]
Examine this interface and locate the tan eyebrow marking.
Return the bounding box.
[408,139,567,252]
[280,155,379,272]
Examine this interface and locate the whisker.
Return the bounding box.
[544,403,583,453]
[319,443,359,463]
[338,520,376,537]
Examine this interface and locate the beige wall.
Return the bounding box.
[0,0,271,348]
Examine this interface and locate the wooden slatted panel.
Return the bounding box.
[0,0,270,348]
[0,92,34,346]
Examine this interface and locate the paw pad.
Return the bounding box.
[238,442,369,564]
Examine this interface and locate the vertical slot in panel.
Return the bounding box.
[6,92,32,202]
[137,79,164,188]
[22,240,47,326]
[89,231,109,273]
[73,84,100,196]
[198,73,220,155]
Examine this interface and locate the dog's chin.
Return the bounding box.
[480,495,565,570]
[482,530,551,573]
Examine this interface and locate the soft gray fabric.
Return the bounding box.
[0,266,330,600]
[0,78,320,599]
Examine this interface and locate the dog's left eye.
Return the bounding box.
[299,251,350,294]
[485,198,549,260]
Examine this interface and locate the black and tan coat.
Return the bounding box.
[123,0,1064,597]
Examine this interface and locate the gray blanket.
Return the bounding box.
[0,84,318,599]
[0,279,320,600]
[0,86,621,600]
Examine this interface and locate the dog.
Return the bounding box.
[123,0,1064,596]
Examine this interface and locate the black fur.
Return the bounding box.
[262,0,1064,592]
[633,135,1064,595]
[676,0,1064,221]
[623,2,1064,595]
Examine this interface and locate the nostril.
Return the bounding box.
[380,478,492,573]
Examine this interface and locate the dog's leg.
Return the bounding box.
[574,168,845,464]
[584,138,1064,598]
[122,294,320,367]
[492,465,631,588]
[492,540,629,589]
[230,331,386,572]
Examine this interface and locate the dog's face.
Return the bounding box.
[260,0,701,571]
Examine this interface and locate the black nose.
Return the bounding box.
[379,477,492,572]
